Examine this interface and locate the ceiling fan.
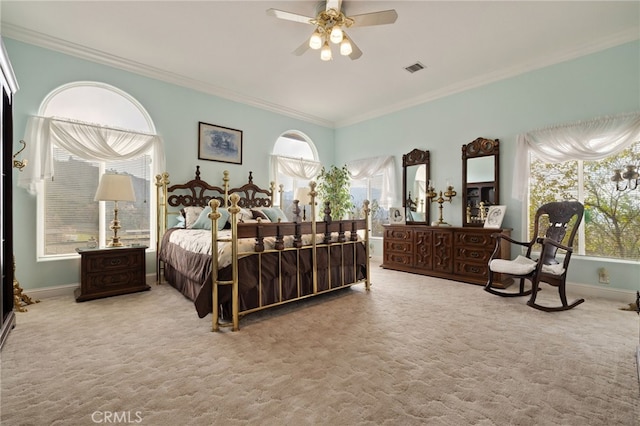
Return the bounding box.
[266,0,398,61]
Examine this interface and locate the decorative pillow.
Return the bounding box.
[191,206,230,231]
[181,206,204,228]
[238,208,253,222]
[258,207,289,223]
[190,207,212,230]
[167,215,185,228]
[251,209,271,222]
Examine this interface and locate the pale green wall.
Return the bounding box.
[6,39,335,290]
[7,37,640,294]
[335,40,640,292]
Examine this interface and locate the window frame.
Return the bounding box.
[350,173,387,239]
[271,131,320,220]
[36,82,158,261]
[526,146,640,262]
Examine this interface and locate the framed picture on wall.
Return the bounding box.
[484,205,507,228]
[198,121,243,165]
[389,207,406,225]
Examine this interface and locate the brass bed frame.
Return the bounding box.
[155,167,371,331]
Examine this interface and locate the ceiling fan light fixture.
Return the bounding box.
[309,29,323,50]
[330,25,343,44]
[340,37,352,56]
[320,41,332,61]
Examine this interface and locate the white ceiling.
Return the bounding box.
[1,1,638,128]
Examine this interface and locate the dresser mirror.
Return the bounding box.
[462,138,500,227]
[402,148,431,224]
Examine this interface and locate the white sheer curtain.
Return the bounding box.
[18,116,166,195]
[346,155,396,208]
[270,155,322,181]
[512,112,640,200]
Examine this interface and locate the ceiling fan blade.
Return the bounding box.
[326,0,342,12]
[346,36,363,60]
[266,8,314,25]
[292,38,311,56]
[349,9,398,27]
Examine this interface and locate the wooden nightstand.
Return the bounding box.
[75,246,150,302]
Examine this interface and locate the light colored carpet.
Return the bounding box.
[1,263,639,425]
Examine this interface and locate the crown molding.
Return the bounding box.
[335,28,640,128]
[1,24,334,128]
[3,23,638,130]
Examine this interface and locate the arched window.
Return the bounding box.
[270,131,321,220]
[19,82,164,260]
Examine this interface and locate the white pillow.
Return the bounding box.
[182,206,204,229]
[238,208,253,222]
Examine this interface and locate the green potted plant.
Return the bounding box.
[316,165,353,220]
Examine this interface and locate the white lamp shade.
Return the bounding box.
[309,30,323,50]
[340,37,352,56]
[330,26,343,44]
[295,187,311,205]
[94,174,136,202]
[320,41,332,61]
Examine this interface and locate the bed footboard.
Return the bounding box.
[209,183,370,332]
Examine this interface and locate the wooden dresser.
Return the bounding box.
[75,246,149,302]
[382,225,513,288]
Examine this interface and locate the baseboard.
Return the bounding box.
[17,273,157,300]
[566,281,637,303]
[16,272,635,305]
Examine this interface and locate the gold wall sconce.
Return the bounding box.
[13,139,27,171]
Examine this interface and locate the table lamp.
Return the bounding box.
[294,187,311,222]
[94,173,136,247]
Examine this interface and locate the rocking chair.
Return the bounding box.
[485,201,585,312]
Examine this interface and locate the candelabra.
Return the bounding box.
[611,165,639,191]
[427,183,457,226]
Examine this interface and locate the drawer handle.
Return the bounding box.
[470,266,480,273]
[469,237,480,243]
[470,252,480,258]
[110,259,122,266]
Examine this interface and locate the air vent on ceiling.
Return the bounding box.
[404,62,425,74]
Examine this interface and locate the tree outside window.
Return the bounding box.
[529,142,640,261]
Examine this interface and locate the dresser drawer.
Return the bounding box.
[84,250,143,273]
[454,261,490,282]
[85,269,144,292]
[383,252,413,267]
[454,246,492,263]
[454,231,494,248]
[384,228,413,241]
[384,239,412,254]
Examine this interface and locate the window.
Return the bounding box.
[347,156,396,238]
[271,131,320,221]
[350,174,386,237]
[528,141,640,261]
[29,82,161,260]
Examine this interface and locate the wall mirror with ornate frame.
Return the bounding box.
[462,138,500,227]
[402,148,431,224]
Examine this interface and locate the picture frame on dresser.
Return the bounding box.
[484,205,507,228]
[198,121,243,165]
[389,207,406,225]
